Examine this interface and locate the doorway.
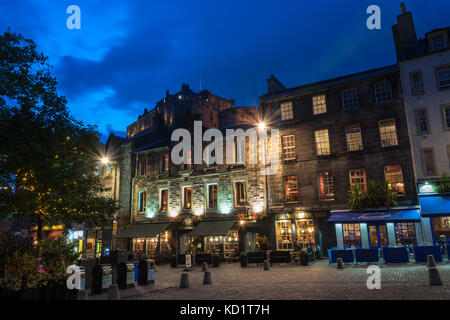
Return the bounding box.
[368,225,388,247]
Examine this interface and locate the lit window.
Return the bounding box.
[375,81,392,103]
[285,176,299,202]
[395,223,416,246]
[385,165,405,195]
[437,68,450,89]
[313,94,327,115]
[160,189,168,212]
[280,102,293,120]
[342,89,358,109]
[183,187,192,210]
[345,126,363,151]
[443,105,450,130]
[296,220,315,247]
[234,182,246,207]
[349,169,366,190]
[421,148,436,176]
[315,129,330,155]
[415,109,430,134]
[281,135,296,160]
[343,224,361,247]
[276,221,293,251]
[319,172,334,201]
[432,35,445,52]
[138,155,147,176]
[138,191,146,213]
[379,119,398,147]
[410,71,424,95]
[207,184,218,209]
[160,153,169,173]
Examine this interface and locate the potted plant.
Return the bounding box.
[255,235,270,251]
[212,253,220,268]
[239,252,247,268]
[170,254,177,268]
[299,249,309,266]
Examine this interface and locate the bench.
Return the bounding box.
[269,251,292,265]
[195,253,212,265]
[247,252,266,265]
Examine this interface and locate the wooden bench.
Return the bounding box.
[270,251,292,265]
[247,252,266,265]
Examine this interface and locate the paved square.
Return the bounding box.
[122,260,450,300]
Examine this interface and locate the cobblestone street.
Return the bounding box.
[123,260,450,300]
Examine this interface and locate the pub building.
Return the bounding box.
[112,84,269,260]
[259,65,418,255]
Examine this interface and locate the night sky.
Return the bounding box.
[1,1,449,141]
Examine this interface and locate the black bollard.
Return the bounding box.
[202,262,209,272]
[107,284,120,300]
[180,273,190,289]
[427,255,437,268]
[428,267,443,286]
[336,258,344,269]
[203,271,212,285]
[264,260,270,271]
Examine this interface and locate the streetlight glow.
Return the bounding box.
[258,122,266,130]
[101,157,110,165]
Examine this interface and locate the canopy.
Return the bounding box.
[117,223,170,238]
[328,209,420,223]
[419,195,450,217]
[189,220,236,236]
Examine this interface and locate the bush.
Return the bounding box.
[347,180,398,210]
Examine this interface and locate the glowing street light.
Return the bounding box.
[101,157,110,165]
[258,122,266,130]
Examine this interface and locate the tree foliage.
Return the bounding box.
[0,30,119,237]
[347,180,398,211]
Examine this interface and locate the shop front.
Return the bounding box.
[187,220,239,258]
[328,208,421,249]
[419,194,450,245]
[273,212,321,251]
[117,223,172,259]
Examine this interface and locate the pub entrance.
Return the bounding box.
[368,224,388,247]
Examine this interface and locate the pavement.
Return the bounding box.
[86,259,450,300]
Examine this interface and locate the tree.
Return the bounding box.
[0,30,119,240]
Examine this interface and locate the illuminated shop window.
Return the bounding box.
[395,223,416,246]
[276,221,293,251]
[296,220,315,248]
[343,223,361,247]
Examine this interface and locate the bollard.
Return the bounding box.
[427,255,437,268]
[77,290,88,300]
[202,262,209,272]
[264,260,270,271]
[107,284,120,300]
[203,271,212,285]
[180,273,190,289]
[336,258,344,269]
[428,267,443,286]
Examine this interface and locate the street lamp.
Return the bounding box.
[101,157,110,165]
[258,122,266,130]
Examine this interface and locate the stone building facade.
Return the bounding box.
[260,65,417,254]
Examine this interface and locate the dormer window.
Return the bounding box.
[432,35,445,52]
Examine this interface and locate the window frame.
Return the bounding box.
[234,181,247,207]
[421,147,437,177]
[384,165,405,196]
[410,71,425,96]
[374,81,393,104]
[414,108,431,135]
[281,135,296,160]
[138,191,147,213]
[345,125,363,152]
[349,169,367,190]
[436,66,450,90]
[342,223,362,247]
[314,129,331,156]
[312,94,327,115]
[182,186,192,210]
[441,104,450,131]
[280,101,294,121]
[431,35,446,52]
[285,175,299,203]
[341,88,359,109]
[378,119,399,148]
[319,172,334,201]
[206,183,218,209]
[159,188,168,212]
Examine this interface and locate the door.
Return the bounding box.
[368,225,388,247]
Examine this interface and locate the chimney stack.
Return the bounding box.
[392,4,417,60]
[400,3,406,14]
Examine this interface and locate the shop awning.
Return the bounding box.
[328,209,420,223]
[419,195,450,217]
[189,220,236,236]
[117,223,170,238]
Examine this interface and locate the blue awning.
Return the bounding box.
[328,209,421,223]
[419,195,450,217]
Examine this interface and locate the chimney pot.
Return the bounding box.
[400,3,406,13]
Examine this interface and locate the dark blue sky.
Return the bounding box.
[1,1,449,141]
